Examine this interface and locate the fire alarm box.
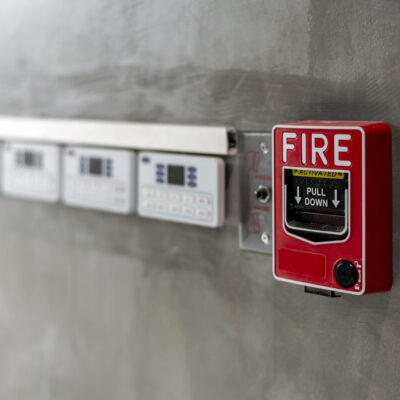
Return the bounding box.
[272,121,392,295]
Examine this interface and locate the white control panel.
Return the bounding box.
[137,152,225,227]
[2,142,61,202]
[63,146,135,214]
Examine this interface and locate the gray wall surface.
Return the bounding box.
[0,1,399,399]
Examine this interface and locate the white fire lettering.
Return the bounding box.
[283,132,297,163]
[282,132,351,167]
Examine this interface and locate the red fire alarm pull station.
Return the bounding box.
[272,121,392,295]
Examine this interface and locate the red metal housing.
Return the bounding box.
[272,121,392,295]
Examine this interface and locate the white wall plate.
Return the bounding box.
[63,146,135,214]
[2,142,61,203]
[137,152,225,227]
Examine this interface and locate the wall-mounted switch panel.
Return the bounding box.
[2,142,61,202]
[137,152,225,227]
[63,146,135,214]
[239,133,273,253]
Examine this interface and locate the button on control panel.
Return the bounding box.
[63,146,135,214]
[2,142,61,202]
[138,152,224,227]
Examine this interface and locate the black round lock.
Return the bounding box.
[334,260,358,288]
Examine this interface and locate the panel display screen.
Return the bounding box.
[24,152,35,166]
[89,158,102,175]
[167,165,185,185]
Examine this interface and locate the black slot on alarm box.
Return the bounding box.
[284,168,349,242]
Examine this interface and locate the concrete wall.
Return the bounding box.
[0,1,399,399]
